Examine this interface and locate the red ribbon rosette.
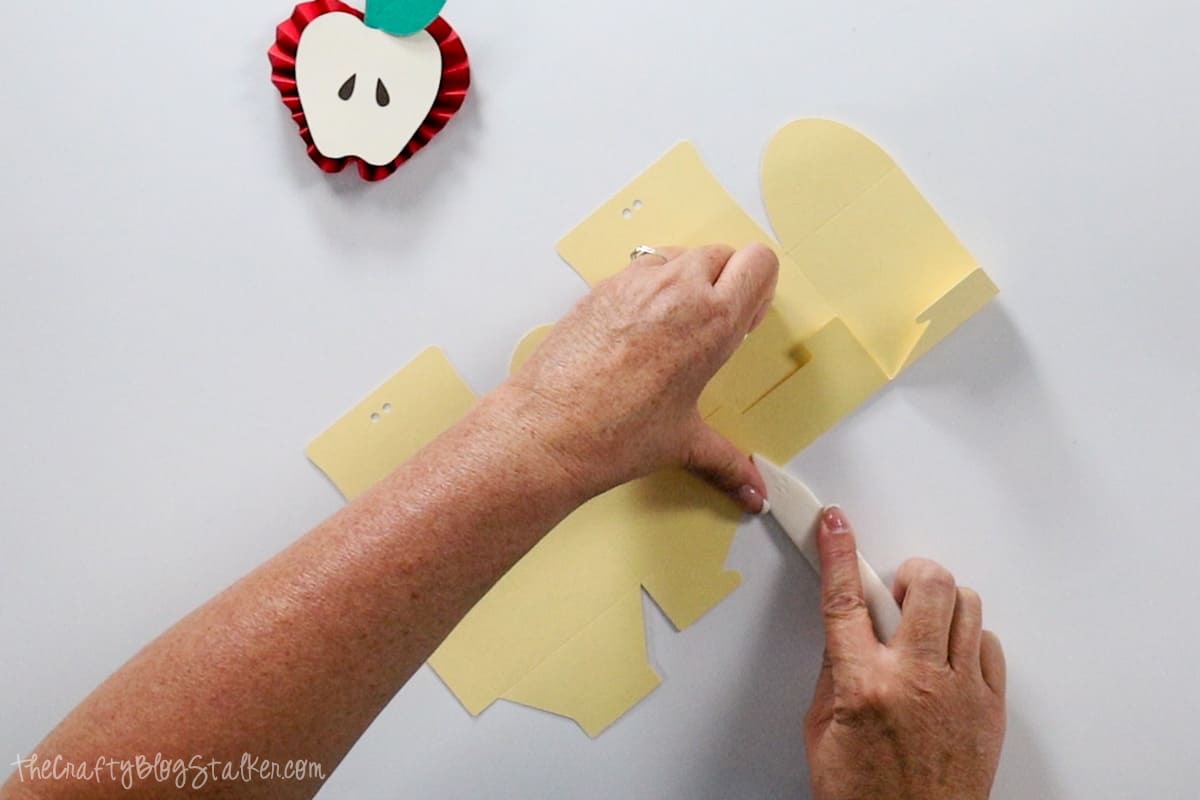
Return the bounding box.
[269,0,470,182]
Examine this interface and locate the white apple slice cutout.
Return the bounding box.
[295,12,444,167]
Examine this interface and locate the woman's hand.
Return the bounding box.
[503,243,779,512]
[3,243,781,800]
[805,507,1007,800]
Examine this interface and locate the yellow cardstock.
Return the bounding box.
[306,347,477,499]
[762,119,998,377]
[307,119,998,736]
[308,335,744,736]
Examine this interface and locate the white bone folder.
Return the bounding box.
[753,455,903,642]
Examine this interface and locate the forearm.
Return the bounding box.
[4,386,584,800]
[4,243,782,799]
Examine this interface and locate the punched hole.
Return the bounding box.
[370,412,381,423]
[622,208,632,219]
[382,403,393,414]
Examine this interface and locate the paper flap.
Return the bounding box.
[763,119,994,377]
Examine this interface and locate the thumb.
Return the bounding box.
[683,420,767,513]
[818,507,879,673]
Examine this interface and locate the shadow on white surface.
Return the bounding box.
[266,72,487,258]
[896,302,1108,554]
[888,302,1077,800]
[994,709,1063,800]
[681,519,824,799]
[723,303,1070,799]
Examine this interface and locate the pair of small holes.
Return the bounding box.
[370,403,394,423]
[621,199,645,219]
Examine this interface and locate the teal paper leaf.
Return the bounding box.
[364,0,448,37]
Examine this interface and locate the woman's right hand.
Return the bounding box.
[805,507,1007,800]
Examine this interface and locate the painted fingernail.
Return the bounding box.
[737,485,767,515]
[823,506,851,534]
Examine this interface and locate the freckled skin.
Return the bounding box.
[806,512,1007,800]
[1,245,1005,800]
[0,245,778,800]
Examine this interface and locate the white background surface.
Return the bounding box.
[2,1,1198,797]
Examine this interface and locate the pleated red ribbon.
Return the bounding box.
[268,0,470,182]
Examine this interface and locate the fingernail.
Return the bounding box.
[737,485,768,515]
[822,506,851,534]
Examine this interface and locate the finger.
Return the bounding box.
[804,651,836,740]
[675,244,736,284]
[629,245,686,269]
[684,419,766,513]
[714,242,780,328]
[817,507,879,673]
[748,299,771,333]
[893,558,958,662]
[948,587,983,672]
[980,630,1007,698]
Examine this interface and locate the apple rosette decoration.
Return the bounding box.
[270,0,470,181]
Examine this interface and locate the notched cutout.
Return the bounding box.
[762,119,996,377]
